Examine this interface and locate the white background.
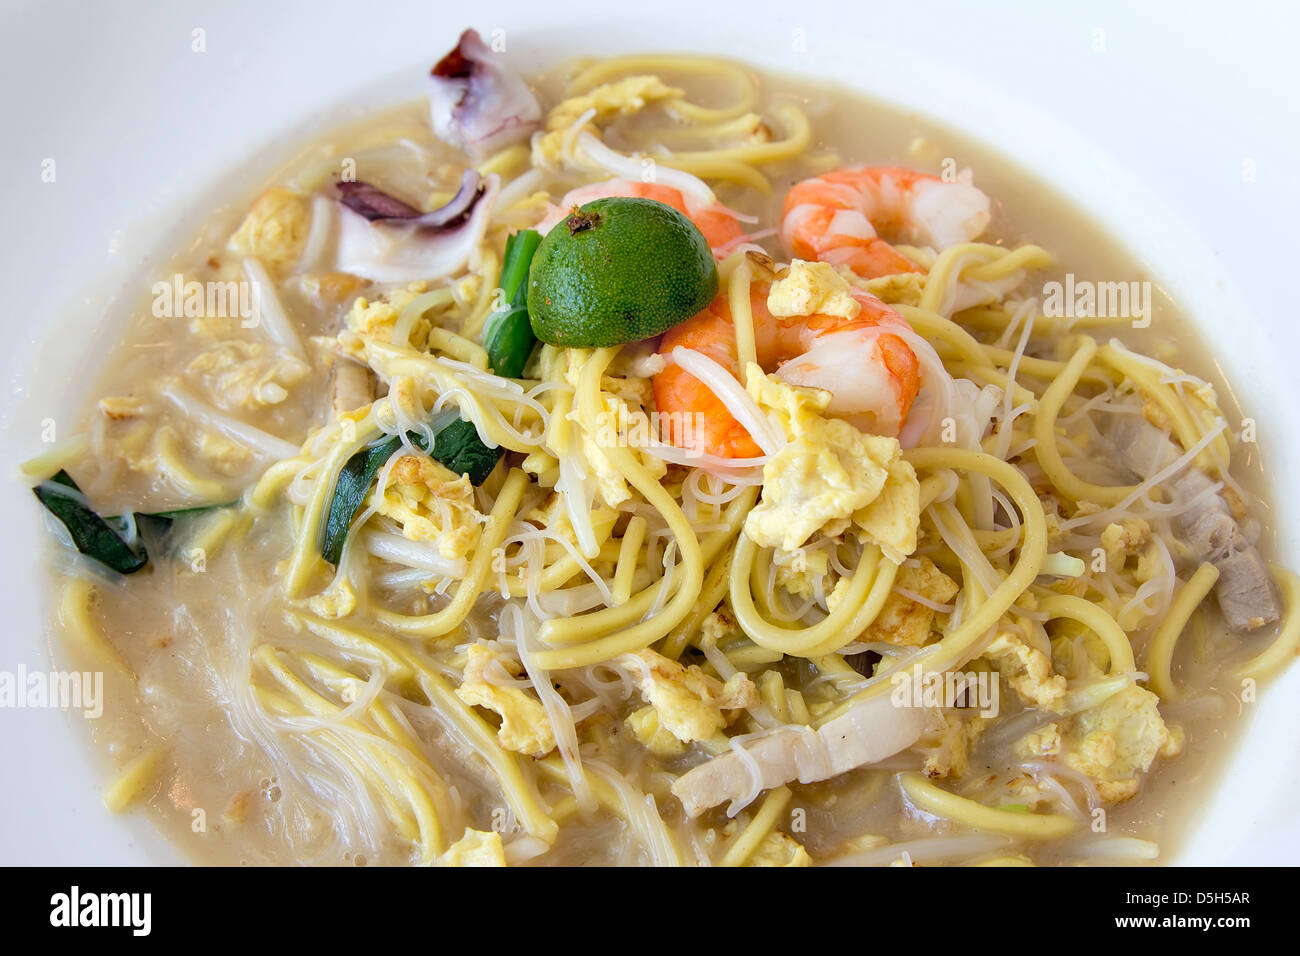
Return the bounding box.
[0,0,1297,864]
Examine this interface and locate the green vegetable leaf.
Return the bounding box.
[483,304,536,379]
[146,501,237,522]
[320,433,406,566]
[319,231,543,567]
[32,469,234,574]
[483,228,542,378]
[33,470,147,574]
[419,416,502,486]
[319,410,502,566]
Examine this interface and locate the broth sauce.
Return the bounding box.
[40,58,1280,866]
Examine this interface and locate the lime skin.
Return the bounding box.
[527,197,719,348]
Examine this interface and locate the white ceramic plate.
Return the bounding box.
[1,0,1297,865]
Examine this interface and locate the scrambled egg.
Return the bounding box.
[227,187,311,275]
[1042,510,1066,550]
[370,453,487,560]
[383,376,425,429]
[1132,545,1166,586]
[699,607,740,646]
[1118,542,1169,629]
[920,709,985,779]
[454,644,556,758]
[998,773,1068,814]
[186,312,243,342]
[97,395,148,420]
[308,576,359,619]
[619,649,757,744]
[982,630,1068,711]
[767,260,861,319]
[438,828,507,867]
[858,557,958,646]
[195,431,253,476]
[338,283,433,358]
[1101,518,1150,570]
[625,705,685,757]
[533,76,683,166]
[772,547,831,598]
[746,359,827,436]
[837,833,889,855]
[186,340,309,410]
[113,405,249,486]
[851,457,922,563]
[117,422,161,474]
[298,272,369,311]
[1061,685,1181,803]
[748,831,813,867]
[863,271,926,307]
[743,370,920,561]
[1045,572,1090,598]
[1014,723,1062,760]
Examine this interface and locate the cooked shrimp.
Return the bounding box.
[781,166,991,279]
[536,177,745,252]
[653,284,921,458]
